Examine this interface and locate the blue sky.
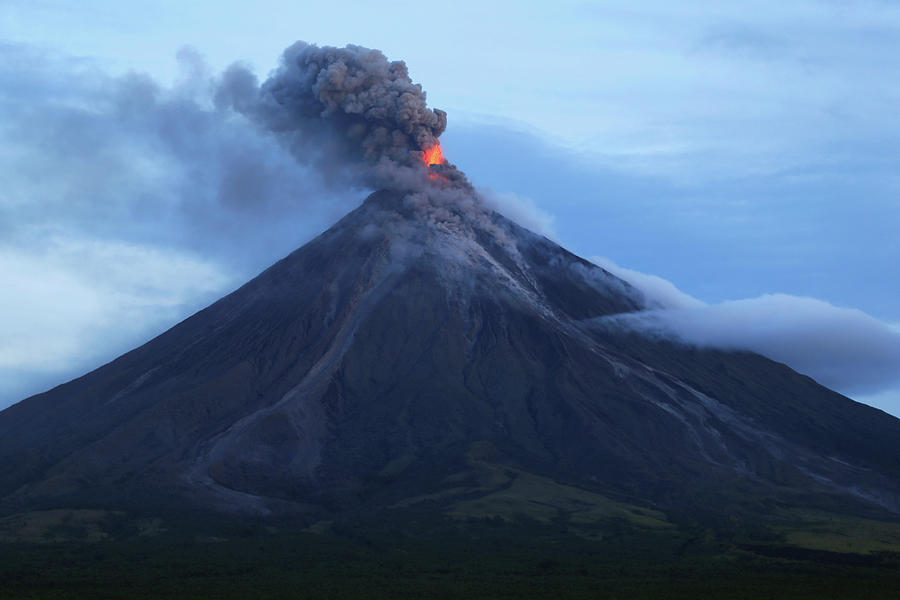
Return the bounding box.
[1,1,898,414]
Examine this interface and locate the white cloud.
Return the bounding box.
[590,256,705,310]
[480,189,558,240]
[0,234,233,403]
[596,260,900,415]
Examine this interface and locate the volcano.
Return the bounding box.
[1,190,898,524]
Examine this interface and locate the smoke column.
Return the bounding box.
[216,42,471,193]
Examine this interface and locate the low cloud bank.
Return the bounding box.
[0,235,234,404]
[593,258,900,407]
[481,190,558,240]
[592,256,705,310]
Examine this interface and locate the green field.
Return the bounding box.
[2,503,900,600]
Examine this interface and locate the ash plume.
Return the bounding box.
[217,42,471,193]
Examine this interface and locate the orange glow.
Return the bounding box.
[423,143,444,166]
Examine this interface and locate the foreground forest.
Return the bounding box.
[3,506,899,599]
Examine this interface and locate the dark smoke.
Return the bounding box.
[216,42,471,192]
[0,41,484,410]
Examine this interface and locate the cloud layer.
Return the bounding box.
[591,256,705,310]
[0,236,231,369]
[593,258,900,406]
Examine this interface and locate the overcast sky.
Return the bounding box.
[1,1,898,415]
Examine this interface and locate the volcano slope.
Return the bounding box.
[1,189,899,530]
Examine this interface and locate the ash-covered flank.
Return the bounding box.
[1,189,898,522]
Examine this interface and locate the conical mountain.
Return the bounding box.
[1,190,898,522]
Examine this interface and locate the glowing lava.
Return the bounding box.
[423,143,447,181]
[423,143,444,167]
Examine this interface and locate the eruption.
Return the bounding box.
[423,143,445,167]
[423,142,448,181]
[216,42,470,194]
